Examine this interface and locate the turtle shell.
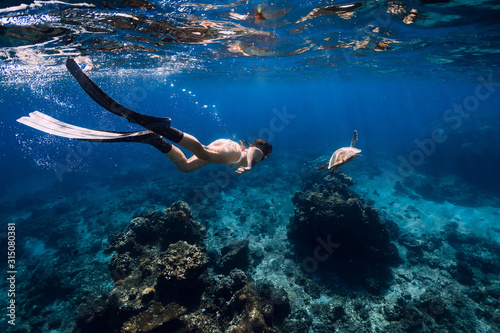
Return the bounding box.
[328,147,361,168]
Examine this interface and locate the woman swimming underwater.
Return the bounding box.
[17,57,272,175]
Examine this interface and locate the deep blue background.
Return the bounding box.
[2,70,500,202]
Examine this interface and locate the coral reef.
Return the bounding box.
[3,154,499,332]
[76,201,289,332]
[288,157,400,291]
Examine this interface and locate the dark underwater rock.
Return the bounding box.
[107,201,207,253]
[156,240,209,304]
[159,241,209,282]
[216,239,250,274]
[185,271,283,333]
[450,261,475,285]
[257,284,291,324]
[397,232,444,266]
[121,301,186,333]
[106,201,207,284]
[288,157,400,291]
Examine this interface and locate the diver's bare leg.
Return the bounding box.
[165,145,210,173]
[176,133,222,162]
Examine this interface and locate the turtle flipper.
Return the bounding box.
[350,130,358,148]
[330,166,338,176]
[318,163,329,172]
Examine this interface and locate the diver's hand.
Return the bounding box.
[235,166,250,175]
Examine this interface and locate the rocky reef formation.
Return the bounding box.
[76,201,290,332]
[288,157,400,291]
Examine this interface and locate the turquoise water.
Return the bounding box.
[1,1,500,332]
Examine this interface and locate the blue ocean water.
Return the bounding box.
[1,0,500,332]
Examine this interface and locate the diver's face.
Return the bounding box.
[252,148,266,167]
[256,148,266,162]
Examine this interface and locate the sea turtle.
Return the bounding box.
[318,130,361,176]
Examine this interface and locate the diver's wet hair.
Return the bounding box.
[253,139,272,157]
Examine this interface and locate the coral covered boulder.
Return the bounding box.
[156,240,209,304]
[288,158,400,291]
[77,201,289,332]
[105,201,207,284]
[160,241,209,282]
[125,201,206,248]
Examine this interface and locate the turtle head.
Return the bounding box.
[348,149,362,162]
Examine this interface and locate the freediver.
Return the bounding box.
[17,57,272,175]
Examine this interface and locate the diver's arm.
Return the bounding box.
[235,147,263,175]
[239,140,246,151]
